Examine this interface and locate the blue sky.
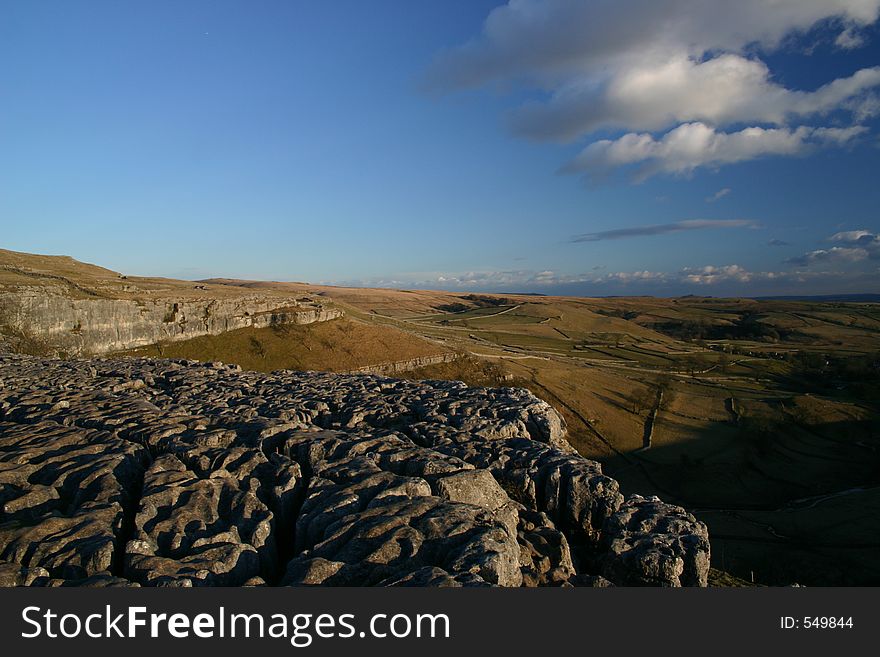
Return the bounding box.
[2,0,879,296]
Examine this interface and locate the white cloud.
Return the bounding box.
[787,229,880,265]
[681,264,777,285]
[427,0,880,89]
[561,122,867,181]
[707,187,732,203]
[595,270,669,284]
[427,0,880,177]
[836,26,868,48]
[591,264,803,287]
[332,230,880,293]
[510,56,880,142]
[594,264,848,288]
[786,246,870,265]
[845,92,880,120]
[830,228,880,244]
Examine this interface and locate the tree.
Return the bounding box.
[630,386,655,415]
[656,375,674,410]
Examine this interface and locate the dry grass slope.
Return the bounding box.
[120,318,450,374]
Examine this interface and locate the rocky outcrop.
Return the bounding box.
[0,354,709,586]
[0,290,342,356]
[599,495,711,587]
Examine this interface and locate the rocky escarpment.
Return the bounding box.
[0,354,709,587]
[0,290,343,356]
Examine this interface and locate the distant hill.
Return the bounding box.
[754,294,880,303]
[0,247,121,283]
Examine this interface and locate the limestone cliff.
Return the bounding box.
[0,249,344,356]
[0,289,343,356]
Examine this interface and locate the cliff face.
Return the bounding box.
[0,354,710,588]
[0,289,343,356]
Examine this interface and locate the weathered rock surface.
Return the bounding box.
[517,509,576,586]
[0,420,148,579]
[599,495,711,587]
[125,452,276,586]
[0,354,709,586]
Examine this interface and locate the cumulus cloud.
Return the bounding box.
[590,264,801,287]
[786,228,880,265]
[510,56,880,142]
[786,246,870,265]
[707,188,732,203]
[332,234,878,294]
[590,264,850,290]
[830,229,880,246]
[680,264,778,285]
[594,270,669,285]
[561,123,867,181]
[426,0,880,89]
[571,218,756,242]
[833,229,880,258]
[426,0,880,177]
[768,238,791,246]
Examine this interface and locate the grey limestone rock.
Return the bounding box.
[0,421,148,579]
[0,291,343,356]
[124,453,276,586]
[599,495,711,587]
[0,354,708,586]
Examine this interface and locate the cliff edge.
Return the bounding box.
[0,248,342,355]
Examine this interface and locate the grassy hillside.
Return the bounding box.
[119,317,449,373]
[0,248,326,303]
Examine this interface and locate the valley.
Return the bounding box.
[2,249,878,585]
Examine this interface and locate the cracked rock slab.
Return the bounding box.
[0,354,709,586]
[0,421,148,580]
[125,453,275,586]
